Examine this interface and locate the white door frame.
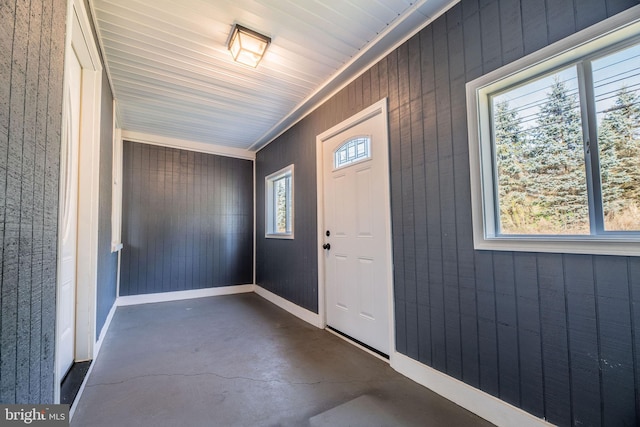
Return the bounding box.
[315,98,395,359]
[55,0,102,403]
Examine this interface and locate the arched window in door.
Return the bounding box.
[334,136,371,169]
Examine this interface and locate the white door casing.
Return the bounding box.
[317,98,393,355]
[55,0,102,402]
[57,49,82,379]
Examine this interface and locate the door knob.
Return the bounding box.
[323,243,331,250]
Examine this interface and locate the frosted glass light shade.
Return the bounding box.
[228,24,271,68]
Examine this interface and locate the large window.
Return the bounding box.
[467,8,640,255]
[265,164,294,239]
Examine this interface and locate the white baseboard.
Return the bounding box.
[254,285,323,328]
[117,285,255,306]
[94,301,117,358]
[70,298,117,420]
[78,287,549,427]
[390,352,552,427]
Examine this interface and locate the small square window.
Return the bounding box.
[265,164,294,239]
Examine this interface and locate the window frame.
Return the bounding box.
[333,135,372,170]
[265,164,294,239]
[466,6,640,256]
[111,124,123,252]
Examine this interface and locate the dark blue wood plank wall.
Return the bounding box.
[255,114,321,313]
[0,0,66,403]
[255,0,640,424]
[120,142,253,295]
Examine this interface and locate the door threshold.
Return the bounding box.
[326,326,389,362]
[61,361,91,405]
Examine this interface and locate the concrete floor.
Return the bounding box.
[72,293,493,427]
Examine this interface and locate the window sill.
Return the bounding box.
[265,234,294,240]
[474,235,640,257]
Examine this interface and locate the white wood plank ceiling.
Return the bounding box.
[90,0,455,152]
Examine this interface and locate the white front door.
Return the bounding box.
[57,48,82,379]
[321,100,392,355]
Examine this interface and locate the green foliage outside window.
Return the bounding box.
[493,44,640,235]
[274,176,290,234]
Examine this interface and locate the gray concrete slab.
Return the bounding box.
[71,293,492,427]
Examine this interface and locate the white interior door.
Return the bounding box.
[322,102,392,355]
[57,48,81,379]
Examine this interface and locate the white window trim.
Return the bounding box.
[265,164,294,239]
[111,117,123,252]
[333,135,372,170]
[466,5,640,256]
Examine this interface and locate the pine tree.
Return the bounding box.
[597,87,640,228]
[275,178,288,233]
[527,76,588,233]
[597,94,630,213]
[493,100,528,232]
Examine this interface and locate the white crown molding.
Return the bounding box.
[250,0,459,151]
[122,130,256,160]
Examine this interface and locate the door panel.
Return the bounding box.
[57,49,81,379]
[335,255,349,309]
[322,105,391,355]
[356,167,373,237]
[333,173,348,237]
[357,257,375,319]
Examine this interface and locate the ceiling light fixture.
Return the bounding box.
[228,24,271,68]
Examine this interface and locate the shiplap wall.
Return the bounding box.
[0,0,66,403]
[256,125,319,312]
[256,0,640,425]
[120,142,253,295]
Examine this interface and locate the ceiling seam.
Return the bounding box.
[249,0,461,152]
